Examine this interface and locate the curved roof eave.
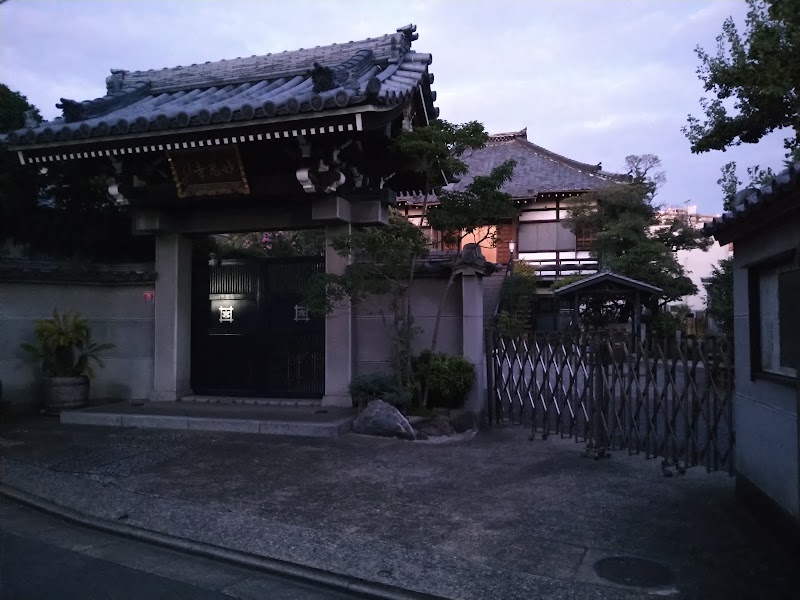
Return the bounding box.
[6,24,438,151]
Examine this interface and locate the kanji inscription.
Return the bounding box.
[168,145,250,198]
[219,305,234,323]
[294,305,310,322]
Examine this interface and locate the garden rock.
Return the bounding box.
[414,414,454,437]
[352,400,415,441]
[413,429,429,441]
[450,409,476,433]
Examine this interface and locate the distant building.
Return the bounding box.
[399,128,629,288]
[655,205,733,311]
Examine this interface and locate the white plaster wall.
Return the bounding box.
[0,282,155,413]
[676,240,733,310]
[732,215,800,520]
[354,277,463,376]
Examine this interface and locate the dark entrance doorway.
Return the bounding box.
[191,256,325,398]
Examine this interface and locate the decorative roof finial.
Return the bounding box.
[23,109,39,128]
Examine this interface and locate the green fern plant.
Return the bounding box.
[21,309,114,378]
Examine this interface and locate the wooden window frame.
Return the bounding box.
[747,250,797,385]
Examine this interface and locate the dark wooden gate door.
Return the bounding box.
[191,256,325,398]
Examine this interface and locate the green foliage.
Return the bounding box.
[496,310,529,338]
[213,230,325,259]
[305,213,430,390]
[684,0,800,156]
[309,213,430,312]
[427,160,517,247]
[496,264,538,337]
[564,155,708,304]
[348,372,412,412]
[668,303,693,320]
[650,311,684,339]
[717,160,787,213]
[1,84,45,254]
[703,256,734,342]
[0,84,41,133]
[500,270,537,310]
[0,84,151,261]
[718,161,741,212]
[314,120,513,399]
[393,119,489,191]
[424,157,517,366]
[412,351,474,409]
[20,309,114,379]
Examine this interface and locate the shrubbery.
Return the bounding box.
[348,373,412,412]
[412,351,474,409]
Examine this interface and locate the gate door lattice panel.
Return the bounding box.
[192,257,325,398]
[488,332,735,473]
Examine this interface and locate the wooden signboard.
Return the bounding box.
[167,145,250,198]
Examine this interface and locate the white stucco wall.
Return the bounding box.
[677,240,733,310]
[354,276,463,377]
[732,214,800,521]
[0,280,156,414]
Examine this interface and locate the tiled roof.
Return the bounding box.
[704,161,800,244]
[6,25,436,147]
[552,270,662,296]
[452,128,630,198]
[0,261,155,284]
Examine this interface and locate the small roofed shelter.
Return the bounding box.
[553,270,662,338]
[4,25,439,406]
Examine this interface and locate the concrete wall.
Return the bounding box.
[0,280,155,413]
[731,214,800,521]
[354,276,463,376]
[676,238,733,311]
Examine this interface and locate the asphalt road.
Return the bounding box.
[0,497,355,600]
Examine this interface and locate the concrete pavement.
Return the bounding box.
[1,419,798,600]
[0,497,356,599]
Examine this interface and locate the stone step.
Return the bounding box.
[61,402,354,438]
[181,395,321,407]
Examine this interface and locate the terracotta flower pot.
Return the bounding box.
[42,376,89,415]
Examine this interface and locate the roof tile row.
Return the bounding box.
[704,161,800,242]
[7,25,436,147]
[453,128,630,198]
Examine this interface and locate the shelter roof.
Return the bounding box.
[553,270,662,297]
[6,25,435,149]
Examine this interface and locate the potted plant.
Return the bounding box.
[21,309,114,414]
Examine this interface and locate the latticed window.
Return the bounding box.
[575,225,597,251]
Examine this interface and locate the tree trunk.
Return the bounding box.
[422,269,458,408]
[406,187,431,402]
[430,269,458,354]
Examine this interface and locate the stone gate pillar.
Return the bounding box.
[461,270,486,417]
[150,233,193,402]
[322,223,354,407]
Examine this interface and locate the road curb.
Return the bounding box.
[0,484,449,600]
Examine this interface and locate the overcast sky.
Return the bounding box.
[0,0,790,214]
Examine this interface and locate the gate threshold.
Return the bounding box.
[182,395,321,407]
[60,401,355,438]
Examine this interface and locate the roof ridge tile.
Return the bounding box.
[6,25,436,148]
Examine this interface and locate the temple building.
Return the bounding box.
[5,25,447,408]
[402,128,628,274]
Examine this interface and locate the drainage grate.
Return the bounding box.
[593,556,672,588]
